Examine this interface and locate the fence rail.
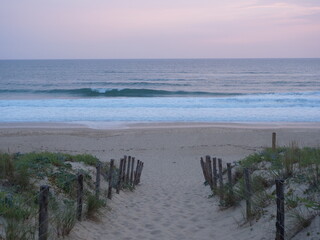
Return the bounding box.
[199,132,318,239]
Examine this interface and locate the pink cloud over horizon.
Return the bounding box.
[1,0,319,59]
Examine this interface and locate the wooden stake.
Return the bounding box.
[138,162,144,184]
[275,179,285,240]
[134,160,140,186]
[108,159,115,199]
[272,132,277,151]
[126,156,131,184]
[95,161,101,199]
[130,157,135,186]
[77,173,83,221]
[116,159,124,194]
[206,155,213,189]
[39,185,49,240]
[212,157,218,189]
[227,163,233,198]
[243,168,252,221]
[200,157,208,182]
[218,158,224,200]
[122,156,127,183]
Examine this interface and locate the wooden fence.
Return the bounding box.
[200,155,284,239]
[200,132,286,240]
[38,156,144,240]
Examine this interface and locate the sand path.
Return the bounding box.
[65,127,258,240]
[1,124,320,239]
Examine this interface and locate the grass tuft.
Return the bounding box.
[86,193,106,220]
[54,201,77,237]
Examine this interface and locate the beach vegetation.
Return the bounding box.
[67,154,99,166]
[4,219,36,240]
[0,153,14,180]
[0,152,113,239]
[86,193,106,220]
[54,200,77,238]
[206,143,320,235]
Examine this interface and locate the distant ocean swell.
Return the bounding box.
[0,88,244,97]
[1,88,320,99]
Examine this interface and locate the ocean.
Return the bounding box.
[0,59,319,125]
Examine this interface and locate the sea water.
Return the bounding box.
[0,59,319,124]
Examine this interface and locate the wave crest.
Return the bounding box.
[0,88,243,97]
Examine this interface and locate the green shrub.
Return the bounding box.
[49,170,77,195]
[0,193,36,221]
[239,153,263,169]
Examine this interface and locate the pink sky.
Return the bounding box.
[1,0,320,59]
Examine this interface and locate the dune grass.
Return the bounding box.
[211,144,320,234]
[0,152,109,239]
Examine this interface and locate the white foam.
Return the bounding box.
[0,93,319,123]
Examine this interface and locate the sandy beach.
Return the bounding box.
[1,122,320,240]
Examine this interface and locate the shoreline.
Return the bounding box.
[1,121,320,130]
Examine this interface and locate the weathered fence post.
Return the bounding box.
[206,155,213,189]
[135,160,143,185]
[126,156,131,184]
[77,173,84,221]
[122,156,127,184]
[200,157,208,183]
[136,161,141,185]
[218,158,224,200]
[212,157,218,190]
[130,157,135,186]
[275,179,285,240]
[272,132,277,151]
[116,158,124,194]
[95,161,101,199]
[227,163,233,198]
[39,185,49,240]
[138,162,144,184]
[134,160,140,186]
[108,159,115,199]
[243,168,252,221]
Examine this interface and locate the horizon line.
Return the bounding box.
[1,57,320,61]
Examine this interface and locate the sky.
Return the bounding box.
[1,0,320,59]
